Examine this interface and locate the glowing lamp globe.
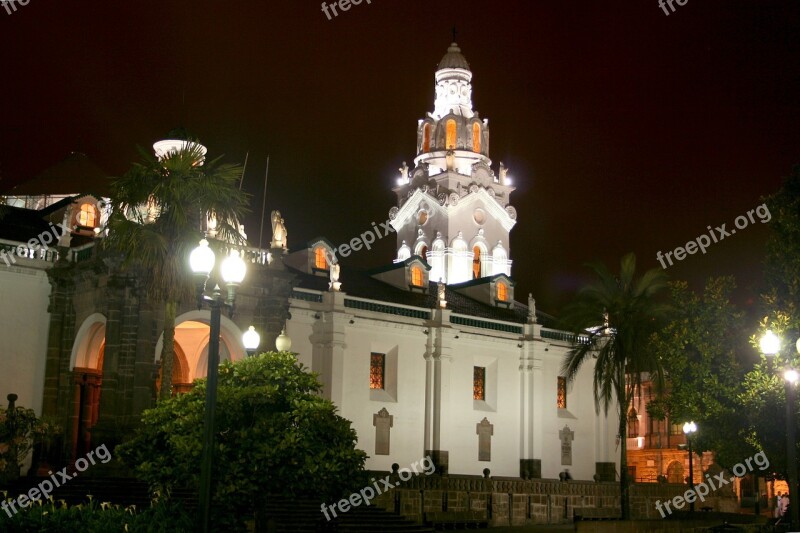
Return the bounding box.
[221,249,246,284]
[682,421,697,435]
[785,369,800,385]
[760,330,781,356]
[242,326,260,352]
[190,239,215,276]
[275,329,292,352]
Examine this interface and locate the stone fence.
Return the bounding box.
[368,473,739,527]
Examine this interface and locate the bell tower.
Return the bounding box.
[389,42,518,284]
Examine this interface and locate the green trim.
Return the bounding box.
[450,315,522,334]
[344,298,430,319]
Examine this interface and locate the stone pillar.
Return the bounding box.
[425,308,452,475]
[315,291,348,406]
[91,276,127,448]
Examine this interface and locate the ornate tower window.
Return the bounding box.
[473,366,486,401]
[410,266,424,287]
[370,353,385,390]
[557,376,567,409]
[314,247,328,270]
[473,246,481,279]
[472,122,481,153]
[496,281,508,302]
[423,123,432,153]
[446,119,457,149]
[77,203,98,228]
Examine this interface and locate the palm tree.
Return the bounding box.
[559,253,668,519]
[103,141,249,400]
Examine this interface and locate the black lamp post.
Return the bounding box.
[760,330,800,527]
[682,421,697,512]
[190,240,246,533]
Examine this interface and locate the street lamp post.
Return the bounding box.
[785,368,799,525]
[683,421,697,512]
[760,330,800,528]
[190,240,247,533]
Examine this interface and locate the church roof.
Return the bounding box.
[437,42,470,71]
[11,152,110,196]
[289,265,557,328]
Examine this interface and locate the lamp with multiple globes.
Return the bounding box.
[190,239,252,533]
[759,330,799,528]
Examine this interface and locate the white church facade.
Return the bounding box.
[0,42,619,482]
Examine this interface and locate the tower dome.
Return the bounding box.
[437,42,470,71]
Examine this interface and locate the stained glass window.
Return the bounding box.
[446,119,457,149]
[496,282,508,302]
[473,366,486,401]
[77,203,97,228]
[314,247,328,270]
[557,376,567,409]
[411,266,424,287]
[422,123,431,152]
[370,353,385,390]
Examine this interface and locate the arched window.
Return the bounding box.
[77,203,97,227]
[314,247,328,270]
[422,123,432,153]
[419,245,428,260]
[410,266,424,287]
[496,281,508,302]
[446,119,457,149]
[472,123,481,153]
[628,409,639,438]
[473,246,481,279]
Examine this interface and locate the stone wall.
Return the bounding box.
[370,473,739,526]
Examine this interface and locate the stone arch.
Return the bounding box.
[154,310,246,380]
[666,461,684,484]
[70,313,107,370]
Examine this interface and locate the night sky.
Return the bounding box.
[2,1,799,314]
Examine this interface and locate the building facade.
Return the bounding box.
[0,42,620,482]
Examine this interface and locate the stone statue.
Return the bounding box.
[329,261,341,292]
[528,293,537,324]
[271,211,287,249]
[399,161,409,181]
[438,279,446,308]
[499,162,509,185]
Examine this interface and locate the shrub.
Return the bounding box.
[117,351,368,530]
[0,495,194,532]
